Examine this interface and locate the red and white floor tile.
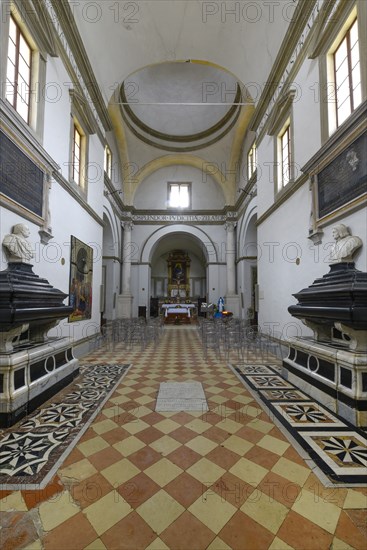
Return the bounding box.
[1,326,366,549]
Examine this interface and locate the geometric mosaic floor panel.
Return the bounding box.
[232,364,367,486]
[1,328,366,550]
[0,364,131,490]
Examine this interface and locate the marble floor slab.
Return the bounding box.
[156,381,209,412]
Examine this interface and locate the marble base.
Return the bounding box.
[117,293,133,318]
[0,337,79,427]
[224,294,241,318]
[282,337,367,427]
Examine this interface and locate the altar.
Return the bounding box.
[161,303,196,324]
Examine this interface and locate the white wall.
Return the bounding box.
[257,185,367,339]
[134,165,225,209]
[42,59,71,181]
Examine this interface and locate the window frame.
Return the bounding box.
[72,123,83,186]
[68,89,95,196]
[247,141,257,181]
[317,3,366,141]
[278,122,292,189]
[6,15,33,124]
[267,88,296,196]
[104,145,112,180]
[69,116,88,192]
[3,9,45,135]
[167,182,192,209]
[333,18,361,128]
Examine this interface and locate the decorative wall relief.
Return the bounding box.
[69,236,93,322]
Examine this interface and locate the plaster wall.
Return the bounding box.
[133,166,225,209]
[42,59,72,181]
[46,184,103,342]
[257,185,367,339]
[292,59,322,169]
[256,134,275,218]
[0,189,103,343]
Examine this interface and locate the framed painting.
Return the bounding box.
[69,236,93,322]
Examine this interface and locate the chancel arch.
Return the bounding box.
[237,203,258,322]
[140,225,217,264]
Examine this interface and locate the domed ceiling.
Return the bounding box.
[119,62,242,150]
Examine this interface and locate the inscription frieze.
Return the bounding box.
[131,213,234,223]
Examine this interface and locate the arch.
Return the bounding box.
[237,198,258,251]
[108,60,256,206]
[140,224,219,264]
[130,155,231,205]
[102,204,120,256]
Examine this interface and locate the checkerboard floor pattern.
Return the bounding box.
[1,327,366,550]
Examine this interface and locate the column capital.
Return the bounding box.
[123,220,133,231]
[225,221,237,232]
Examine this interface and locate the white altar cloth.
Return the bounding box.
[162,303,195,317]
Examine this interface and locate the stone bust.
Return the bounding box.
[329,224,362,264]
[2,223,34,263]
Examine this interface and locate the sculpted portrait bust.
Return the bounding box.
[2,223,34,263]
[329,223,362,264]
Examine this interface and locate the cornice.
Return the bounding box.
[0,98,60,173]
[69,89,97,135]
[13,0,58,56]
[52,170,104,226]
[267,89,297,136]
[308,0,355,58]
[236,256,257,264]
[302,100,367,175]
[256,173,309,227]
[249,0,317,135]
[235,182,257,215]
[48,0,112,132]
[104,173,125,216]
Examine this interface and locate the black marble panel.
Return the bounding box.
[317,359,335,382]
[55,351,66,368]
[14,368,25,390]
[30,360,47,382]
[296,350,308,368]
[0,131,44,216]
[317,132,367,218]
[340,367,352,389]
[288,347,296,361]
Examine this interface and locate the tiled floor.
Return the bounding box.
[1,326,366,550]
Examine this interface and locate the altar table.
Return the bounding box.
[162,303,195,318]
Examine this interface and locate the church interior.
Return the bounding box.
[0,0,366,548]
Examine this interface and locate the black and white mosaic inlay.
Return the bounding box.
[234,364,367,485]
[259,388,310,401]
[0,364,131,489]
[246,375,294,389]
[236,365,274,375]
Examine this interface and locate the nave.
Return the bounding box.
[1,326,366,550]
